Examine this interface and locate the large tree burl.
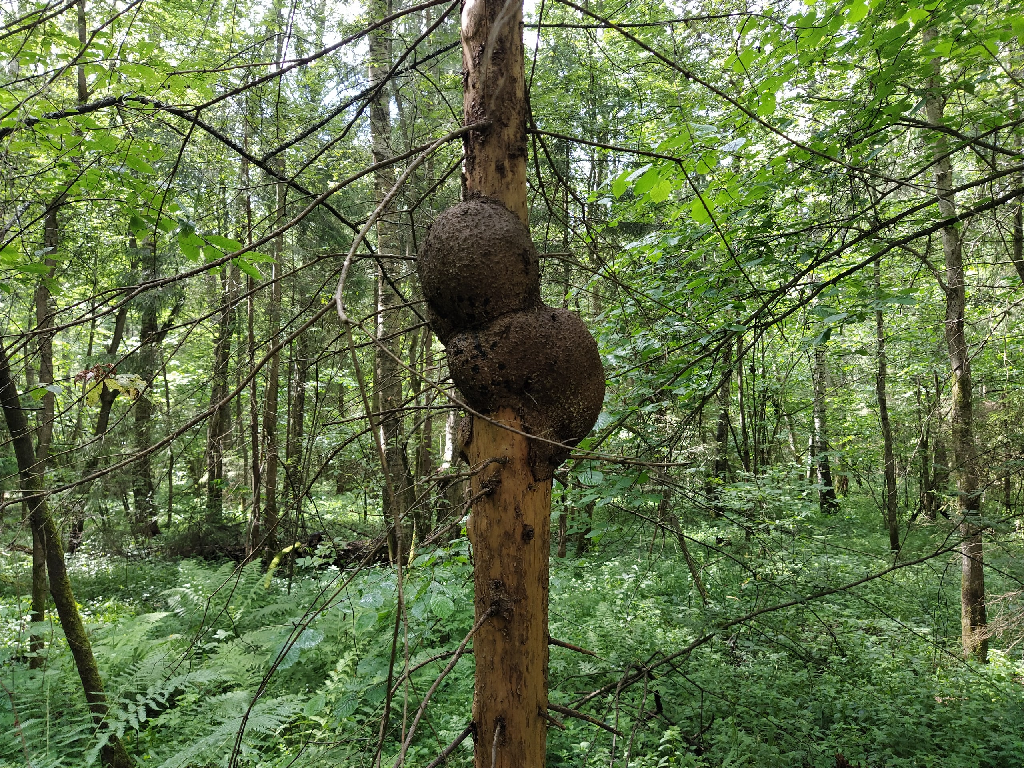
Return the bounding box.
[446,306,605,480]
[417,197,540,341]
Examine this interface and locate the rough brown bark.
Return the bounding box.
[0,342,133,768]
[875,261,899,551]
[461,0,549,763]
[924,29,986,661]
[466,408,550,768]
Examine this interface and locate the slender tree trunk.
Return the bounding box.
[239,117,263,557]
[0,342,133,768]
[206,267,235,523]
[131,237,161,537]
[414,328,436,538]
[1010,166,1024,285]
[708,338,732,508]
[657,474,708,604]
[812,345,839,514]
[875,261,899,550]
[27,203,58,666]
[369,0,413,559]
[69,302,129,553]
[736,339,751,473]
[261,174,284,558]
[925,29,986,661]
[285,333,308,530]
[915,378,934,520]
[461,0,550,762]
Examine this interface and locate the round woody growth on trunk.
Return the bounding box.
[446,305,605,479]
[417,196,540,341]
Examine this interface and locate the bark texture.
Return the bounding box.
[466,407,551,768]
[460,0,549,764]
[925,29,986,661]
[461,0,528,223]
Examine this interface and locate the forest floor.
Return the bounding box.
[3,492,1024,767]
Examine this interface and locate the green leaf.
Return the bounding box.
[690,197,711,223]
[125,153,156,175]
[611,170,631,198]
[334,695,359,720]
[430,594,455,619]
[633,167,662,196]
[233,257,263,280]
[205,234,243,251]
[846,0,869,23]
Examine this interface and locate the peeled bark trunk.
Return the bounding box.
[461,0,550,763]
[925,29,986,661]
[0,342,133,768]
[875,261,899,551]
[812,345,838,514]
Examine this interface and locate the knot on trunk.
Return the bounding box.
[418,196,605,480]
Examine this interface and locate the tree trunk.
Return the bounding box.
[812,345,838,514]
[413,328,436,538]
[27,203,58,666]
[875,261,899,550]
[915,378,933,521]
[925,29,986,661]
[206,267,235,523]
[130,237,161,537]
[0,342,133,768]
[369,0,414,560]
[260,174,284,558]
[707,337,732,508]
[1010,166,1024,285]
[285,333,308,531]
[461,0,550,763]
[657,474,708,604]
[736,339,751,474]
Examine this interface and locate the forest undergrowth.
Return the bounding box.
[3,487,1023,768]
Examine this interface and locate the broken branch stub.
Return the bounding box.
[417,196,605,480]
